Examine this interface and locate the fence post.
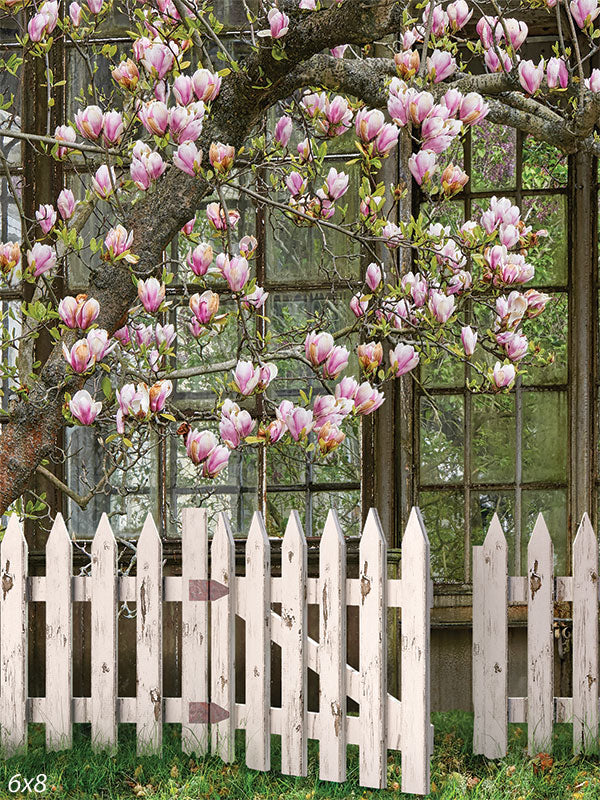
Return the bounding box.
[91,514,118,752]
[527,513,554,755]
[400,507,431,795]
[572,513,598,754]
[245,511,271,771]
[181,508,209,756]
[211,513,236,762]
[280,511,308,777]
[359,509,387,789]
[472,545,484,754]
[318,509,347,783]
[0,516,28,755]
[45,513,73,751]
[136,514,163,756]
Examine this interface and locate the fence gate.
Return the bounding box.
[473,512,599,758]
[0,506,433,795]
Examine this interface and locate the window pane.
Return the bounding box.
[471,394,516,483]
[312,490,361,537]
[521,489,567,575]
[470,122,516,192]
[522,293,567,386]
[266,490,306,536]
[470,491,515,570]
[419,395,464,484]
[522,195,567,286]
[522,391,567,483]
[419,491,464,582]
[522,137,568,189]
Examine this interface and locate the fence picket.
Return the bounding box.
[359,509,387,789]
[211,513,236,762]
[318,509,347,783]
[91,514,118,752]
[280,511,307,777]
[245,511,271,771]
[181,508,209,756]
[527,514,554,754]
[0,516,28,755]
[46,513,73,750]
[572,513,598,753]
[136,514,163,756]
[472,546,484,755]
[400,507,431,794]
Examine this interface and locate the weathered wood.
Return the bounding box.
[572,513,598,753]
[91,514,118,752]
[181,507,209,756]
[280,511,308,777]
[245,512,271,771]
[0,516,28,755]
[359,509,387,788]
[318,510,347,783]
[400,507,431,794]
[45,513,73,750]
[136,514,163,755]
[527,514,554,754]
[472,546,484,754]
[211,513,236,762]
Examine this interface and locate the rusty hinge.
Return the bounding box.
[188,701,230,724]
[188,579,229,601]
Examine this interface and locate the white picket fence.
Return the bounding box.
[0,506,433,794]
[473,512,599,758]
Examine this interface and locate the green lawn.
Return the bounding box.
[0,713,598,799]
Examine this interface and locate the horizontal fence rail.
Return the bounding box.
[0,507,434,795]
[473,512,599,758]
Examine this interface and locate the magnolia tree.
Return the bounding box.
[0,0,592,523]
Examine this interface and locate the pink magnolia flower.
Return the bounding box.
[447,0,472,29]
[350,292,368,317]
[190,290,219,324]
[546,57,569,89]
[330,44,348,58]
[173,141,203,176]
[186,429,219,465]
[355,108,385,142]
[55,125,76,158]
[181,217,196,236]
[305,331,334,366]
[286,171,306,196]
[57,189,76,220]
[258,363,278,390]
[267,7,290,38]
[423,2,449,35]
[492,361,516,389]
[187,243,213,276]
[299,0,317,8]
[139,101,169,136]
[394,50,420,79]
[239,235,258,257]
[316,422,345,454]
[130,150,166,190]
[358,342,383,374]
[192,69,221,102]
[586,68,600,91]
[335,376,359,401]
[28,1,58,41]
[87,329,113,361]
[220,399,255,447]
[209,142,235,174]
[112,59,139,90]
[353,382,385,415]
[0,241,20,273]
[318,95,353,136]
[59,294,99,329]
[140,42,174,80]
[274,115,293,146]
[155,322,176,348]
[390,343,419,376]
[427,50,457,83]
[87,0,102,12]
[116,383,150,431]
[206,202,240,232]
[570,0,600,28]
[428,291,455,323]
[324,167,349,200]
[301,91,327,118]
[217,254,249,292]
[105,225,134,260]
[92,165,115,199]
[149,380,173,412]
[365,262,383,291]
[323,346,349,379]
[484,47,512,74]
[27,242,56,276]
[500,332,528,361]
[518,59,544,95]
[409,149,437,185]
[202,445,230,478]
[441,164,469,195]
[461,326,477,356]
[62,339,94,373]
[69,390,102,425]
[36,204,57,235]
[103,111,124,145]
[285,406,314,440]
[232,360,261,395]
[69,2,82,25]
[137,277,165,312]
[296,138,313,162]
[374,123,398,155]
[524,288,551,318]
[75,105,104,140]
[243,286,269,310]
[173,75,195,105]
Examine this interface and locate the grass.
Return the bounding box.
[1,713,600,799]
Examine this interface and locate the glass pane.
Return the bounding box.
[522,195,567,286]
[420,350,464,389]
[175,490,257,537]
[265,163,361,284]
[266,490,306,536]
[522,137,568,189]
[471,122,516,192]
[312,490,361,537]
[522,391,568,483]
[470,491,515,571]
[267,441,307,487]
[522,293,567,386]
[419,200,464,229]
[471,394,516,483]
[521,489,567,575]
[312,415,361,484]
[419,490,464,582]
[419,395,464,484]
